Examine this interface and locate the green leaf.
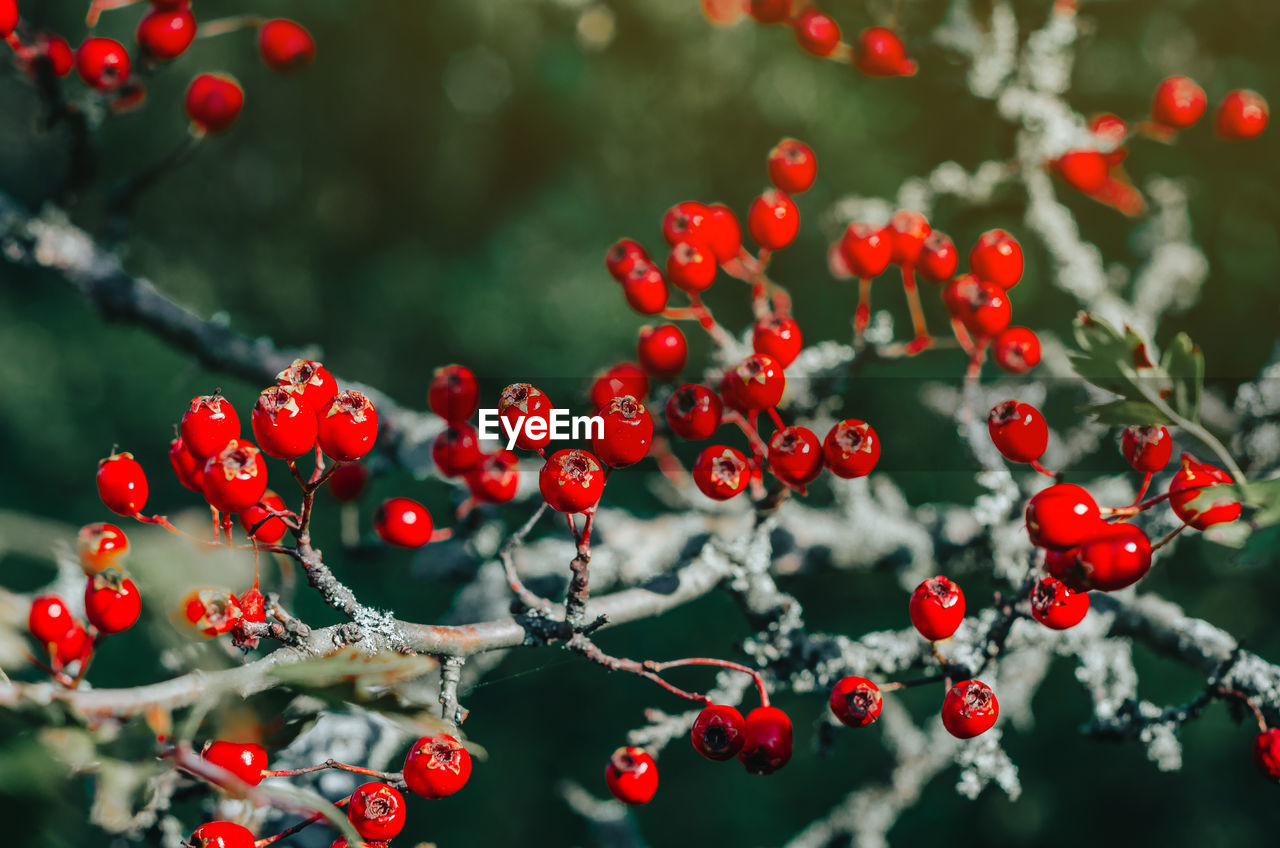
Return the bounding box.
[1161,332,1205,423]
[1079,399,1172,426]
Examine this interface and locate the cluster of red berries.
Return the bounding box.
[186,732,470,847]
[427,364,522,507]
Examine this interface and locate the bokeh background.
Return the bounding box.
[2,0,1279,845]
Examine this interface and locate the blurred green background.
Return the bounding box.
[2,0,1279,845]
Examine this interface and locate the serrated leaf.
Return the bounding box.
[1079,399,1172,426]
[1161,332,1204,423]
[1242,476,1280,529]
[1070,314,1173,404]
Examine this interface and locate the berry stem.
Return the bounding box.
[767,407,785,431]
[1102,489,1174,517]
[899,264,933,351]
[252,795,352,848]
[1215,686,1268,732]
[722,410,770,457]
[196,15,267,39]
[949,315,975,355]
[854,277,872,342]
[1151,523,1188,551]
[1130,471,1154,504]
[879,672,949,692]
[645,657,770,707]
[567,638,714,706]
[261,759,403,780]
[86,0,141,27]
[1030,459,1060,479]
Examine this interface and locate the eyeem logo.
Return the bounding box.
[478,409,604,450]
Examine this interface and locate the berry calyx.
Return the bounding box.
[1072,523,1152,591]
[691,704,746,761]
[692,445,750,501]
[854,27,916,77]
[888,210,931,266]
[767,426,823,487]
[822,419,880,479]
[465,451,520,504]
[539,449,606,513]
[917,231,959,283]
[637,324,688,379]
[1151,75,1206,130]
[593,395,653,468]
[136,7,196,61]
[667,240,718,293]
[752,314,803,368]
[767,138,817,193]
[724,353,785,410]
[276,359,338,414]
[792,10,841,57]
[327,460,369,502]
[748,189,800,251]
[1026,484,1102,549]
[499,383,554,451]
[84,573,141,634]
[201,741,268,786]
[347,782,407,842]
[662,201,711,247]
[187,822,255,848]
[1254,728,1280,783]
[992,327,1041,374]
[666,384,722,440]
[76,38,131,90]
[1052,149,1108,194]
[829,676,883,728]
[201,440,269,513]
[839,222,892,279]
[404,733,472,799]
[909,576,965,641]
[1168,454,1241,529]
[28,596,76,645]
[181,394,241,461]
[620,262,670,314]
[240,491,289,544]
[182,588,243,637]
[185,73,244,134]
[78,522,130,573]
[1029,576,1090,630]
[1121,425,1172,473]
[97,451,149,516]
[373,497,434,548]
[432,422,483,478]
[969,230,1023,289]
[987,400,1049,464]
[1215,89,1268,141]
[257,19,315,73]
[429,364,480,423]
[605,747,658,805]
[737,706,793,774]
[943,275,1012,338]
[251,386,317,460]
[317,391,379,461]
[940,680,999,738]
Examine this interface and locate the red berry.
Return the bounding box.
[591,364,648,411]
[621,262,670,314]
[166,436,204,493]
[276,359,339,415]
[593,395,653,468]
[703,203,743,264]
[829,676,883,727]
[1254,728,1280,783]
[374,497,434,547]
[188,822,255,848]
[822,419,880,478]
[347,782,406,842]
[661,200,711,247]
[1073,523,1152,591]
[52,622,91,666]
[1026,484,1102,549]
[666,385,722,440]
[941,680,999,738]
[768,426,822,487]
[1045,545,1089,593]
[968,229,1023,290]
[854,27,916,77]
[429,364,480,423]
[240,491,289,544]
[748,189,800,250]
[791,9,841,57]
[917,230,959,283]
[182,588,243,637]
[539,449,606,513]
[317,391,379,461]
[251,386,317,460]
[888,210,931,266]
[258,19,315,73]
[737,706,792,774]
[28,596,76,645]
[78,522,130,573]
[26,33,77,78]
[432,422,483,477]
[1121,425,1172,473]
[752,314,803,368]
[767,138,818,193]
[185,73,244,134]
[181,394,241,461]
[1053,149,1108,194]
[637,324,688,379]
[1029,576,1089,630]
[943,274,1011,338]
[327,460,369,502]
[136,7,195,60]
[1215,89,1268,141]
[1151,76,1206,129]
[1090,113,1129,164]
[202,440,269,513]
[839,223,892,279]
[201,741,268,786]
[691,704,746,761]
[465,451,520,504]
[987,400,1048,464]
[98,451,149,516]
[0,0,15,37]
[238,585,266,626]
[724,353,785,410]
[76,37,131,90]
[404,733,472,799]
[605,747,658,805]
[909,576,965,641]
[692,445,750,501]
[747,0,791,24]
[667,240,718,293]
[498,383,554,452]
[1168,453,1241,529]
[84,574,141,634]
[992,327,1041,374]
[606,238,650,281]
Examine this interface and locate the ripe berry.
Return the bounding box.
[277,359,338,415]
[665,384,722,440]
[768,426,823,487]
[1044,546,1089,593]
[1168,453,1241,529]
[748,189,800,250]
[1026,483,1102,549]
[767,138,818,193]
[703,203,743,263]
[539,449,606,513]
[840,223,892,279]
[888,210,931,266]
[181,394,241,461]
[1120,425,1172,473]
[374,497,434,547]
[251,386,317,459]
[200,741,267,786]
[667,240,718,293]
[943,275,1011,338]
[692,445,750,500]
[941,680,999,739]
[737,706,792,775]
[404,733,472,799]
[1254,728,1280,783]
[185,73,244,134]
[1029,576,1089,630]
[240,491,289,544]
[327,460,369,502]
[169,436,206,492]
[26,33,77,78]
[202,440,269,514]
[591,362,650,410]
[605,747,658,805]
[1215,89,1268,141]
[992,327,1041,374]
[968,230,1023,290]
[432,422,483,477]
[187,822,255,848]
[466,451,520,504]
[752,314,803,368]
[76,38,131,90]
[1073,524,1152,591]
[637,324,688,379]
[822,419,880,478]
[987,400,1048,464]
[78,522,130,573]
[84,574,141,634]
[691,704,746,761]
[829,676,883,728]
[258,19,315,73]
[318,391,379,461]
[854,27,916,77]
[1151,76,1206,129]
[348,782,406,842]
[606,238,650,281]
[182,587,243,637]
[724,353,785,410]
[594,395,653,468]
[662,200,711,247]
[909,576,965,641]
[136,7,196,61]
[28,596,76,645]
[1090,113,1130,164]
[98,452,149,516]
[917,231,959,283]
[52,622,91,667]
[791,8,841,57]
[621,262,670,314]
[0,0,15,37]
[429,364,480,423]
[498,383,553,452]
[1052,150,1108,194]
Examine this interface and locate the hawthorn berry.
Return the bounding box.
[665,384,722,440]
[318,391,379,461]
[606,238,650,281]
[240,491,289,544]
[432,423,483,477]
[181,394,241,461]
[185,73,244,134]
[605,747,658,805]
[1026,483,1102,549]
[968,230,1023,290]
[84,574,141,634]
[662,200,712,248]
[909,576,965,641]
[1151,76,1206,130]
[374,497,434,548]
[590,364,648,411]
[98,452,149,516]
[667,240,718,293]
[752,314,803,368]
[748,189,800,251]
[637,324,688,379]
[187,822,255,848]
[829,676,883,728]
[201,740,268,786]
[768,426,823,487]
[1052,149,1108,194]
[170,435,206,492]
[839,223,892,279]
[691,704,746,761]
[593,395,653,468]
[348,782,406,842]
[822,419,880,479]
[1044,546,1089,593]
[1029,576,1090,630]
[1254,728,1280,783]
[988,400,1048,464]
[0,0,15,37]
[404,733,472,799]
[327,460,369,502]
[917,231,959,283]
[258,19,315,73]
[76,38,131,90]
[28,596,76,645]
[136,6,196,61]
[992,327,1041,374]
[237,586,266,626]
[1121,425,1172,473]
[202,440,269,513]
[693,445,750,500]
[1073,523,1152,591]
[26,33,77,78]
[943,275,1012,338]
[738,706,792,774]
[1216,89,1268,141]
[1168,453,1241,529]
[621,262,670,314]
[854,27,916,77]
[724,353,785,410]
[428,364,480,423]
[277,359,338,414]
[767,138,818,193]
[888,210,931,266]
[78,522,130,573]
[703,203,743,263]
[791,8,841,56]
[1090,113,1130,164]
[465,451,520,504]
[539,449,606,513]
[941,680,999,739]
[251,385,317,460]
[182,588,243,637]
[52,622,91,667]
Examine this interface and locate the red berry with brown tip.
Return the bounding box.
[258,19,315,72]
[822,419,880,478]
[840,223,892,279]
[944,274,1012,338]
[202,440,269,513]
[327,460,369,502]
[1029,576,1089,630]
[1074,523,1152,591]
[188,822,255,848]
[539,449,606,513]
[26,33,76,78]
[888,210,931,266]
[637,324,688,379]
[252,386,317,460]
[78,523,130,573]
[28,596,76,645]
[667,240,718,293]
[909,576,965,641]
[240,491,289,544]
[748,189,800,250]
[767,138,817,193]
[374,497,433,547]
[752,314,803,367]
[98,452,149,516]
[466,451,520,504]
[969,229,1023,290]
[318,391,378,461]
[768,426,822,487]
[605,747,658,805]
[201,741,268,786]
[181,394,241,461]
[84,574,141,634]
[76,37,131,90]
[703,203,742,263]
[941,680,999,738]
[661,200,711,247]
[691,704,746,761]
[347,782,406,842]
[621,262,670,314]
[830,676,883,727]
[1151,75,1206,129]
[429,364,480,423]
[276,359,338,415]
[1026,483,1102,549]
[136,7,195,60]
[992,327,1041,374]
[1168,453,1241,529]
[854,27,916,77]
[666,384,722,440]
[185,73,244,133]
[498,383,553,452]
[737,706,792,774]
[1254,728,1280,783]
[404,733,472,799]
[917,230,959,283]
[724,353,785,410]
[988,400,1048,464]
[1216,89,1268,141]
[432,422,483,477]
[606,238,650,281]
[693,445,750,501]
[1121,425,1172,473]
[593,395,653,468]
